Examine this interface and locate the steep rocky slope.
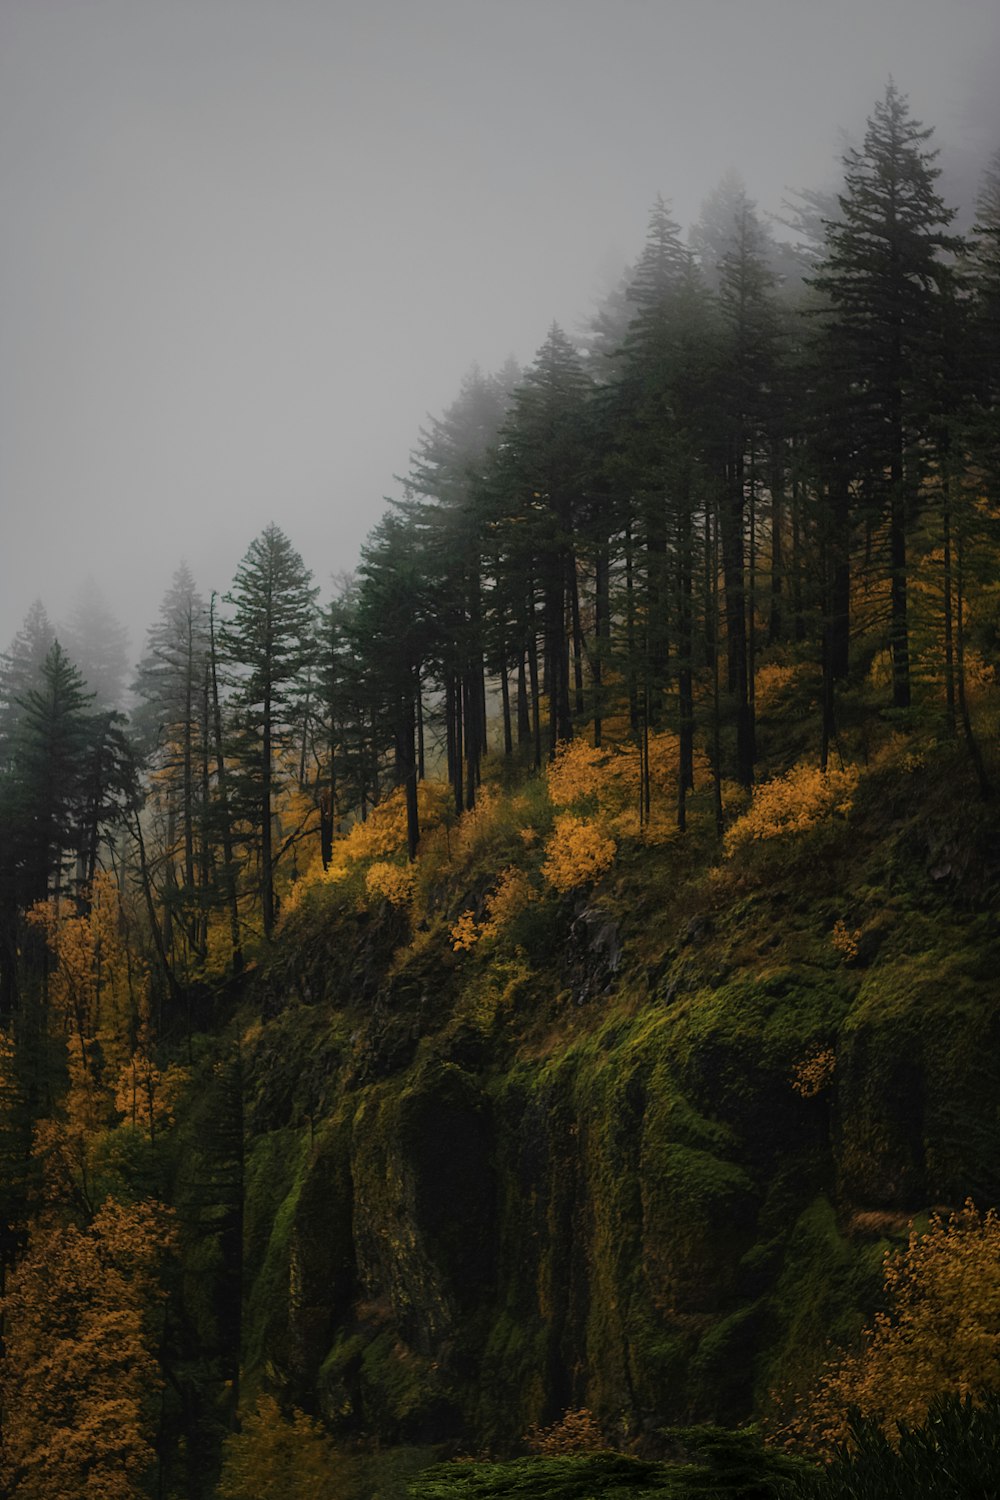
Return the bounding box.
[186,737,1000,1462]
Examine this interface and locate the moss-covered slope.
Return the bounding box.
[222,740,1000,1453]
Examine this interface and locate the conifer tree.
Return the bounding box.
[496,326,592,757]
[353,514,430,859]
[716,194,783,785]
[811,81,959,710]
[12,641,95,906]
[403,366,514,807]
[60,579,130,711]
[133,564,210,957]
[222,526,317,938]
[0,601,55,770]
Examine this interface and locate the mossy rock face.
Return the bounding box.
[265,889,410,1008]
[670,974,851,1169]
[286,1117,357,1395]
[756,1195,884,1411]
[350,1060,496,1356]
[208,762,1000,1454]
[835,933,1000,1208]
[242,1127,310,1385]
[242,1003,347,1134]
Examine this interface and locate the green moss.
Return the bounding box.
[243,1127,311,1385]
[756,1196,885,1408]
[159,732,1000,1461]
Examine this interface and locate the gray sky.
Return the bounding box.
[2,0,998,661]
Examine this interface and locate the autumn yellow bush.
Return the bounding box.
[323,780,451,870]
[449,867,538,954]
[524,1406,606,1455]
[217,1392,349,1500]
[482,865,536,936]
[723,763,859,856]
[831,919,861,962]
[364,861,415,907]
[547,732,706,838]
[541,814,616,894]
[791,1048,836,1099]
[450,910,481,952]
[794,1200,1000,1453]
[547,738,624,808]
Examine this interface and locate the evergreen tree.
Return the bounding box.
[11,641,96,906]
[222,527,317,938]
[353,514,431,859]
[716,193,783,785]
[61,579,130,711]
[403,365,514,806]
[810,81,960,710]
[495,326,592,757]
[133,564,210,958]
[0,601,55,769]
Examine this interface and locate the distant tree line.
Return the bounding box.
[1,81,998,1005]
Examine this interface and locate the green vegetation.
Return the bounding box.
[1,76,999,1500]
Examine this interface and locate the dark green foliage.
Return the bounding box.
[408,1451,672,1499]
[223,523,318,935]
[793,1394,1000,1499]
[407,1429,814,1498]
[0,599,55,768]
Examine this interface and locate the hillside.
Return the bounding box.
[160,711,998,1492]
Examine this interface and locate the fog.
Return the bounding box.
[2,0,998,662]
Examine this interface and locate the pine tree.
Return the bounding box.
[811,81,959,710]
[12,641,95,906]
[222,527,317,938]
[353,514,430,859]
[61,579,130,711]
[133,564,210,958]
[0,601,55,769]
[716,193,783,786]
[403,365,514,806]
[496,326,592,758]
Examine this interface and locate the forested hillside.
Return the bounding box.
[1,83,1000,1498]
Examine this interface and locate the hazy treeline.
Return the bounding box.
[1,80,998,1000]
[0,78,998,1498]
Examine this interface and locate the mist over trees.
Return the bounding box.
[1,81,997,996]
[0,79,999,1493]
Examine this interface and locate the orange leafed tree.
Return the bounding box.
[0,1197,176,1499]
[794,1200,1000,1453]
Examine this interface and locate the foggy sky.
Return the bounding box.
[2,0,998,663]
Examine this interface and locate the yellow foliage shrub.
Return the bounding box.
[525,1406,606,1455]
[791,1049,836,1099]
[339,791,411,861]
[723,763,859,856]
[547,738,622,807]
[449,868,538,954]
[796,1201,1000,1452]
[452,785,505,860]
[547,732,707,836]
[482,865,536,936]
[450,910,481,952]
[333,780,452,866]
[541,815,616,893]
[364,861,414,907]
[217,1392,348,1500]
[831,919,861,962]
